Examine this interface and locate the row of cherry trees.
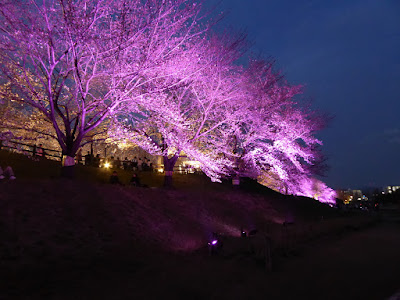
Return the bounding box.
[0,0,335,202]
[0,0,206,163]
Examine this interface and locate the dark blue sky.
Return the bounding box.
[208,0,400,189]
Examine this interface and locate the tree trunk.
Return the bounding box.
[163,154,179,188]
[61,155,75,178]
[60,139,79,179]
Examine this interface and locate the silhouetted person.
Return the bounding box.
[142,158,148,171]
[85,151,92,166]
[123,157,129,170]
[0,164,16,180]
[109,170,122,185]
[129,173,141,187]
[138,157,142,171]
[94,154,101,167]
[37,143,45,158]
[131,157,138,171]
[115,157,121,169]
[76,148,83,165]
[232,175,240,189]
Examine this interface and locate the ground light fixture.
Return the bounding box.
[209,240,218,245]
[208,239,219,256]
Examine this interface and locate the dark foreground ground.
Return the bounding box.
[1,220,399,300]
[0,151,399,299]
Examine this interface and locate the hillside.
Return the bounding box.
[0,150,379,299]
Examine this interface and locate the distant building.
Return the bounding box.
[337,189,366,204]
[384,186,400,194]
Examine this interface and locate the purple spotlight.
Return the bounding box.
[208,239,218,246]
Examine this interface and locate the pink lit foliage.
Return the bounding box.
[293,176,337,204]
[110,37,336,201]
[228,60,336,203]
[0,0,206,170]
[109,33,248,185]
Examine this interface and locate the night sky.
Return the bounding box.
[208,0,400,190]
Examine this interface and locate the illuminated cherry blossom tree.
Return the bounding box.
[0,0,207,175]
[0,0,336,202]
[230,59,336,203]
[108,34,334,198]
[108,33,248,186]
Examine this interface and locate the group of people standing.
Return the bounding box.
[0,141,158,183]
[79,151,154,172]
[81,151,102,167]
[123,156,153,172]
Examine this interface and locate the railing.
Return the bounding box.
[0,139,202,174]
[104,159,199,174]
[0,139,62,161]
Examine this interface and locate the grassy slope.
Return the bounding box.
[0,150,379,298]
